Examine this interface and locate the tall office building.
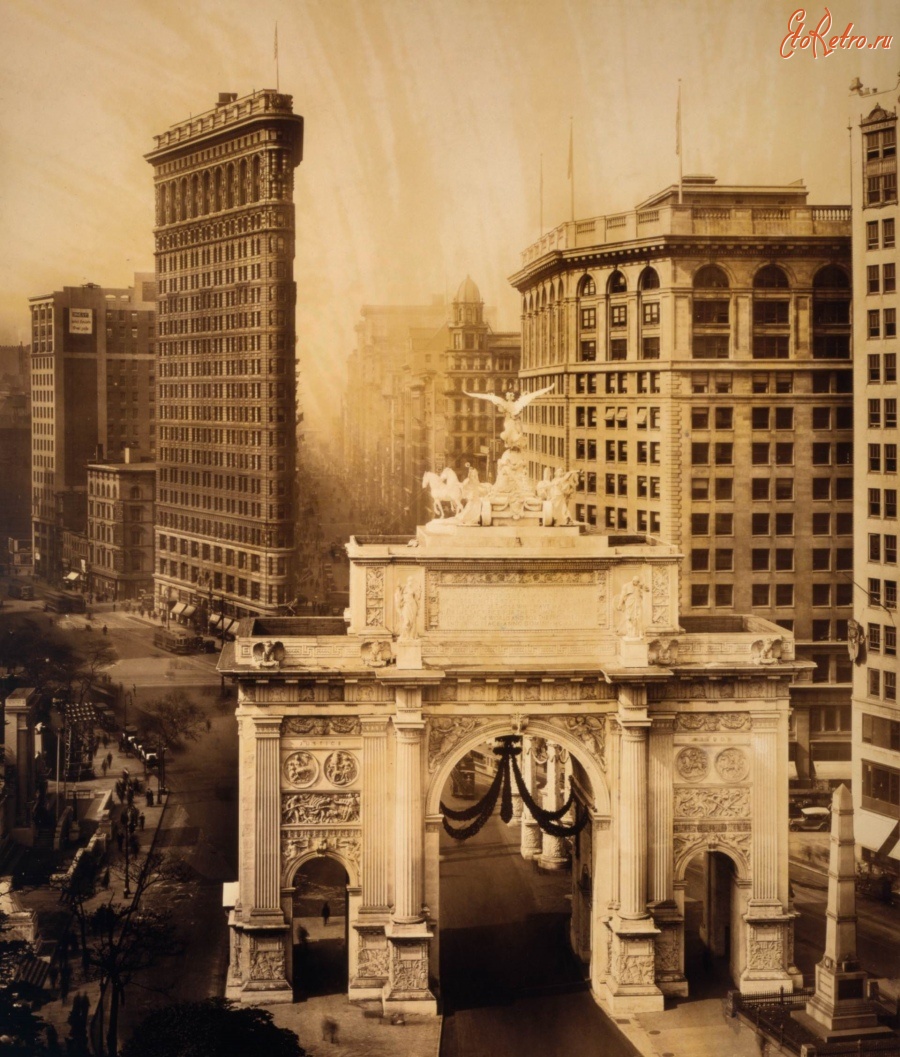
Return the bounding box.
[146,90,303,619]
[850,99,899,878]
[28,277,156,581]
[509,177,853,785]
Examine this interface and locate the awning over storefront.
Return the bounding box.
[64,572,80,582]
[171,602,187,618]
[222,618,239,636]
[181,605,196,619]
[810,762,851,781]
[208,614,223,630]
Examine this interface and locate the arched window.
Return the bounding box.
[226,164,235,209]
[179,178,188,221]
[579,274,596,296]
[251,155,261,201]
[813,264,850,290]
[639,267,660,290]
[753,264,789,289]
[608,270,627,293]
[812,265,851,359]
[202,172,210,215]
[214,168,223,212]
[158,184,167,226]
[692,265,731,359]
[238,159,248,205]
[190,175,199,218]
[693,264,729,289]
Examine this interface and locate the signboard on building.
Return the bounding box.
[69,308,93,334]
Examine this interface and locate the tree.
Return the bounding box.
[120,998,307,1057]
[139,689,205,749]
[0,909,50,1055]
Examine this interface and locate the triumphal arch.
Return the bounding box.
[220,393,806,1015]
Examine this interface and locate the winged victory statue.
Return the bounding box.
[462,383,556,451]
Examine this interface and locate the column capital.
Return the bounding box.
[360,716,390,735]
[618,720,650,740]
[649,713,677,735]
[394,721,425,743]
[252,717,283,738]
[617,684,648,711]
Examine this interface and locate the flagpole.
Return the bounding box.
[275,22,280,92]
[540,154,544,236]
[568,117,575,222]
[676,81,683,205]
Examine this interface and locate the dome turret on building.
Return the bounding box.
[454,275,482,305]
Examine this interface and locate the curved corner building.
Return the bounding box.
[146,90,303,620]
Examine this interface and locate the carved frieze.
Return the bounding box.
[282,792,360,825]
[357,943,389,979]
[675,747,709,782]
[283,751,318,788]
[558,715,607,772]
[673,829,751,876]
[282,829,361,873]
[282,717,362,736]
[715,747,749,783]
[324,750,359,787]
[616,953,656,986]
[248,945,285,981]
[365,566,385,627]
[390,945,430,991]
[651,565,670,626]
[674,712,751,732]
[673,787,750,819]
[747,936,783,971]
[654,927,681,973]
[428,717,482,773]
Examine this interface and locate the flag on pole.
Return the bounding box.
[274,23,278,61]
[675,81,682,157]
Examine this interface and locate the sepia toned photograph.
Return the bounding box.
[1,1,899,1054]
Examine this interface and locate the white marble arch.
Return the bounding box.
[673,836,749,886]
[282,848,360,891]
[423,715,613,999]
[424,715,612,818]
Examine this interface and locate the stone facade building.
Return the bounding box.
[220,510,805,1014]
[850,100,900,879]
[507,177,853,791]
[146,90,303,620]
[28,277,156,582]
[87,454,155,601]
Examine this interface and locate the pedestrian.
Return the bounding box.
[321,901,331,927]
[138,812,145,831]
[129,834,140,857]
[320,1017,338,1044]
[146,788,154,808]
[106,752,112,769]
[102,624,108,635]
[205,717,212,733]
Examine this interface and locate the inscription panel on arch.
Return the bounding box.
[438,584,598,631]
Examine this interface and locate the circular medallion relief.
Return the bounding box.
[324,750,359,787]
[715,747,749,783]
[283,751,318,788]
[675,747,709,782]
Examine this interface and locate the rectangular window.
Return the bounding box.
[579,340,597,362]
[887,444,898,472]
[870,444,883,472]
[836,512,853,534]
[609,339,627,361]
[812,548,830,571]
[867,220,879,248]
[869,578,882,606]
[775,477,793,500]
[812,583,830,606]
[870,399,883,428]
[752,407,770,430]
[692,513,710,535]
[886,626,897,655]
[887,580,897,609]
[714,407,733,429]
[753,300,789,325]
[868,264,881,294]
[693,300,729,324]
[775,512,794,535]
[870,487,882,516]
[869,354,882,382]
[886,399,898,429]
[581,307,596,330]
[714,584,733,607]
[885,218,896,247]
[714,513,733,535]
[692,335,730,359]
[610,305,627,328]
[752,513,770,535]
[862,761,900,816]
[869,624,882,652]
[775,548,794,571]
[752,443,770,465]
[691,477,709,500]
[886,535,897,564]
[691,443,709,466]
[752,479,770,500]
[814,478,831,501]
[691,584,709,607]
[812,443,831,466]
[641,336,660,360]
[714,442,733,465]
[714,477,732,500]
[692,408,710,429]
[885,308,897,338]
[869,309,881,338]
[887,672,897,703]
[774,442,794,465]
[813,513,831,535]
[774,407,793,430]
[884,263,896,293]
[887,489,898,518]
[691,548,709,571]
[752,584,770,606]
[775,583,794,607]
[642,302,660,326]
[751,549,770,571]
[715,548,733,571]
[870,534,882,562]
[887,353,898,382]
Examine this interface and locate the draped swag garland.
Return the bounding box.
[440,735,589,841]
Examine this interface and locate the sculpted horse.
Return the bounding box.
[422,468,464,519]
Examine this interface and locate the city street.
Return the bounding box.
[438,810,639,1057]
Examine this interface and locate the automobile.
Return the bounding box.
[789,806,831,831]
[140,747,159,769]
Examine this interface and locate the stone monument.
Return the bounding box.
[792,784,890,1041]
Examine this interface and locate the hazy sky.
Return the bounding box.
[2,0,898,426]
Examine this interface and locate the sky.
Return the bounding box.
[1,0,898,430]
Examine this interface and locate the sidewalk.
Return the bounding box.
[16,738,170,1043]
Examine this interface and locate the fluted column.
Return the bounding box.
[519,736,542,859]
[619,723,650,919]
[361,717,391,912]
[393,720,426,924]
[648,715,675,906]
[540,744,568,869]
[252,716,282,916]
[750,712,780,905]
